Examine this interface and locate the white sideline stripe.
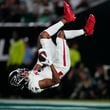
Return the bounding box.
[75,0,108,14]
[0,106,94,110]
[0,99,110,106]
[90,0,108,7]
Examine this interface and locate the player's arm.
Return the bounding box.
[37,50,60,89]
[33,63,42,71]
[39,64,60,89]
[33,57,43,71]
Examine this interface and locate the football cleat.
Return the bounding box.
[84,14,96,36]
[64,1,76,22]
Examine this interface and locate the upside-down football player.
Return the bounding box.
[9,1,96,93]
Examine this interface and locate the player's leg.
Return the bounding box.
[34,0,76,69]
[39,0,76,38]
[54,14,96,78]
[64,29,85,39]
[54,31,71,78]
[64,14,96,39]
[39,20,65,62]
[39,0,76,61]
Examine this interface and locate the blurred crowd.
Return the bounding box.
[60,61,110,99]
[0,0,92,24]
[7,31,37,71]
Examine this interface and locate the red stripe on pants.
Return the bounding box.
[63,40,66,66]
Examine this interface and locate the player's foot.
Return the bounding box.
[84,14,96,36]
[64,1,76,22]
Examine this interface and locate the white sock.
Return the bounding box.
[44,21,64,36]
[64,29,85,39]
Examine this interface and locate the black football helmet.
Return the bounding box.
[8,68,29,89]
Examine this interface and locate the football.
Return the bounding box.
[38,49,47,62]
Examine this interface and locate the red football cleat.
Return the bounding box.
[84,14,96,36]
[64,1,76,22]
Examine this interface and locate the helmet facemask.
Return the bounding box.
[9,68,29,90]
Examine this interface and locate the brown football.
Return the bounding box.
[38,51,47,62]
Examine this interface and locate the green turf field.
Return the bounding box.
[0,99,110,110]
